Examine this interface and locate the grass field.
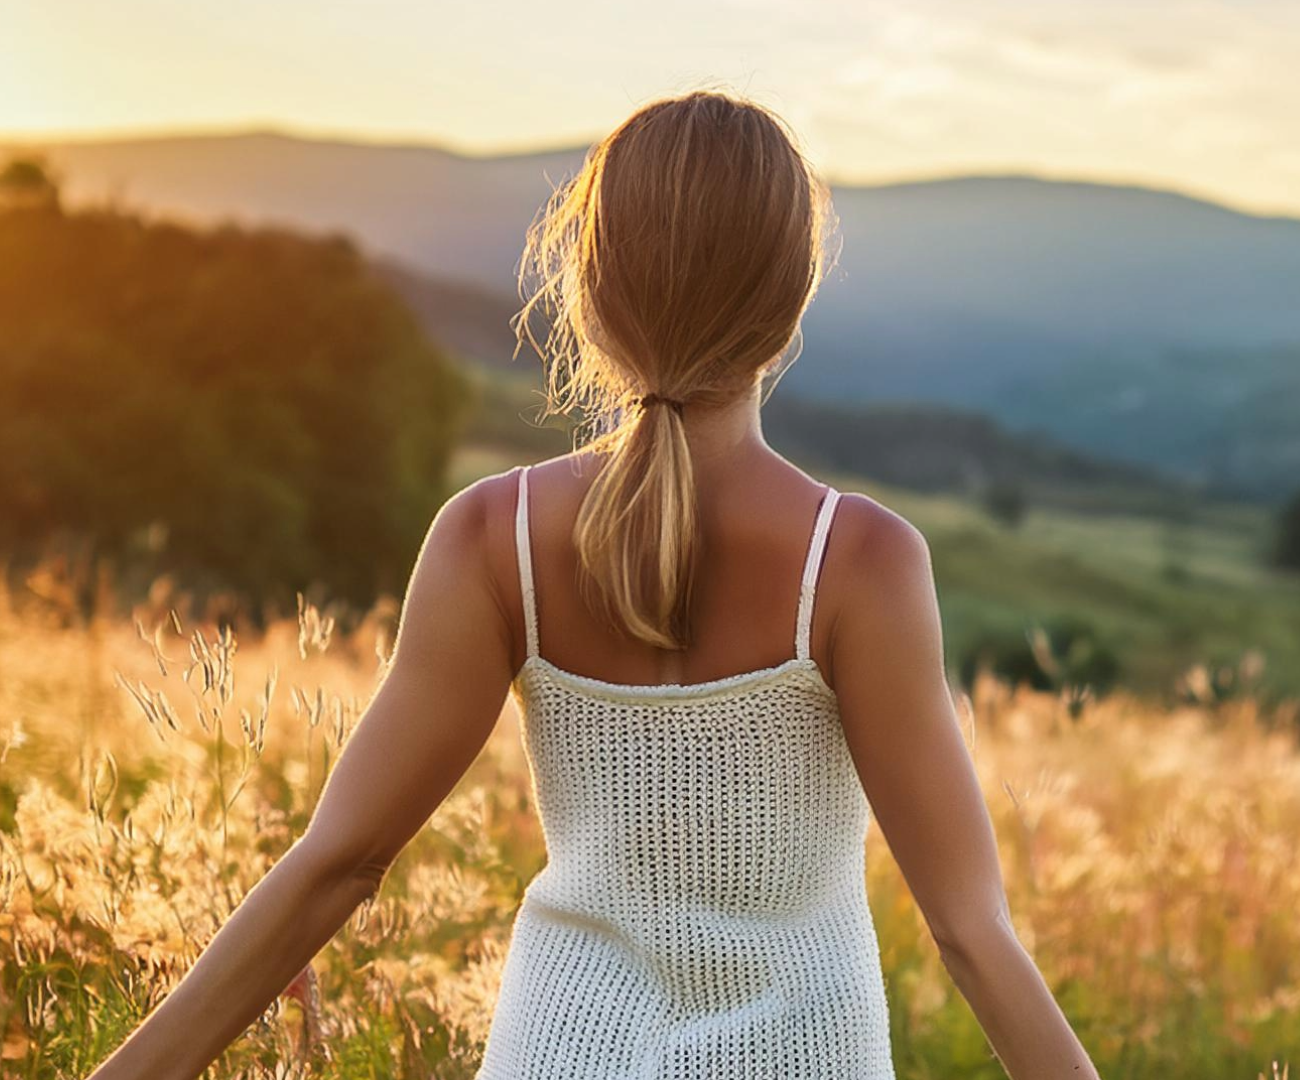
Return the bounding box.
[1,552,1297,1078]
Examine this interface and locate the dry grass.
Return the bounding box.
[0,564,1296,1079]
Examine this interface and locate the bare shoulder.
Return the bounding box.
[444,464,520,535]
[418,468,507,565]
[401,466,527,636]
[428,455,588,599]
[827,491,934,608]
[823,491,940,689]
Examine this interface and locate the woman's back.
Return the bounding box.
[501,453,853,689]
[474,460,896,1079]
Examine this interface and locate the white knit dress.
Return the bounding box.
[475,464,896,1079]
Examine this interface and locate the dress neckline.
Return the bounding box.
[515,653,837,705]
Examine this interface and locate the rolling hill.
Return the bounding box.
[6,129,1298,498]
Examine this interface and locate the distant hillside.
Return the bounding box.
[456,358,1204,522]
[0,199,471,610]
[366,256,1262,517]
[6,129,1299,498]
[990,341,1300,502]
[373,255,522,372]
[760,394,1201,519]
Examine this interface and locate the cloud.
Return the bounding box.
[786,1,1300,212]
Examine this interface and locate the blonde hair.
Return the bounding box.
[511,86,841,650]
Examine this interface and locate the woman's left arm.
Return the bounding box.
[88,476,517,1080]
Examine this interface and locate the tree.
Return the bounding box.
[0,200,472,616]
[0,155,62,212]
[982,477,1028,529]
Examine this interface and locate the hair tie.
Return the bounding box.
[638,392,686,415]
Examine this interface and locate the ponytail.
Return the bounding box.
[573,393,698,649]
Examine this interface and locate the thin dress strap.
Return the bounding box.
[515,465,540,660]
[795,486,841,661]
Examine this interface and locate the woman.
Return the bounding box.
[88,89,1099,1079]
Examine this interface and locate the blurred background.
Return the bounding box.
[2,4,1299,1076]
[2,0,1299,700]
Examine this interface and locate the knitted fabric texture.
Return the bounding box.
[475,464,896,1079]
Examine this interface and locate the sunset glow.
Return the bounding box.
[3,0,1299,216]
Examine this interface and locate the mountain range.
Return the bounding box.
[7,129,1298,500]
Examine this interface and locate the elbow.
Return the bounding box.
[294,831,393,897]
[932,904,1020,983]
[351,858,392,897]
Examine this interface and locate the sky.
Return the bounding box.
[3,0,1298,218]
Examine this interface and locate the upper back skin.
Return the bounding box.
[479,448,919,695]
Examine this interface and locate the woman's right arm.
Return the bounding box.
[828,495,1100,1080]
